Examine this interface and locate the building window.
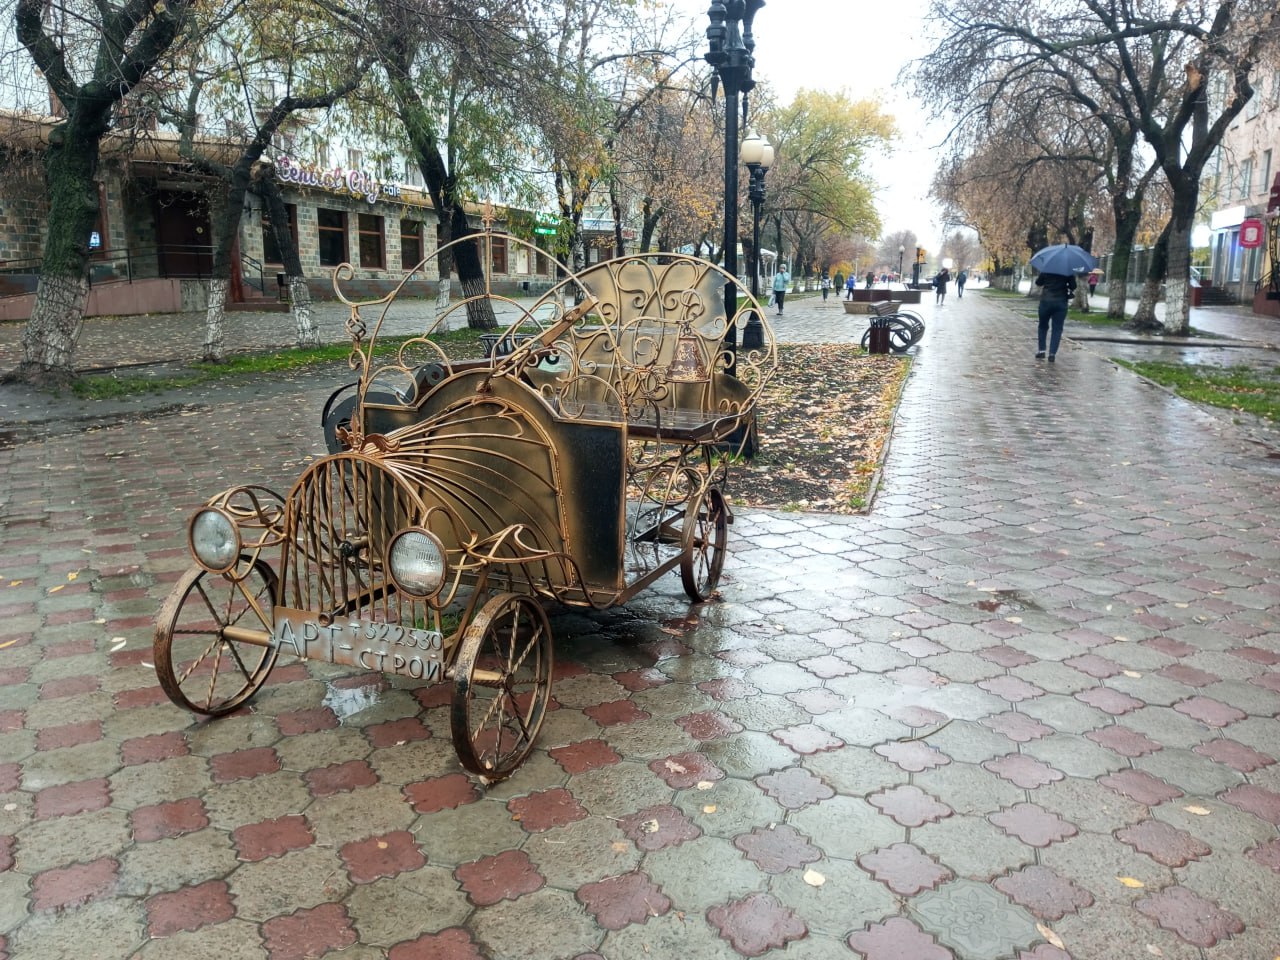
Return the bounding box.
[261,203,297,264]
[358,213,384,269]
[491,236,508,274]
[1260,150,1272,197]
[317,207,347,266]
[400,219,423,269]
[1240,158,1253,199]
[347,148,363,170]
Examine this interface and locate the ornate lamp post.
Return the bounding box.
[705,0,764,374]
[741,130,773,351]
[898,245,904,287]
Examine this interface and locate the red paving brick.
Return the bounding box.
[341,831,426,884]
[708,892,806,956]
[734,824,822,874]
[130,797,209,842]
[31,858,118,911]
[549,739,622,774]
[146,880,236,937]
[995,865,1093,921]
[1136,886,1244,948]
[507,787,587,832]
[577,871,671,929]
[617,804,701,852]
[262,902,357,960]
[755,766,835,810]
[858,843,953,895]
[233,815,314,861]
[848,916,953,959]
[403,774,480,814]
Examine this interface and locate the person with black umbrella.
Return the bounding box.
[1028,244,1096,363]
[1034,271,1076,362]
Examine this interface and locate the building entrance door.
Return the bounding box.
[154,191,212,277]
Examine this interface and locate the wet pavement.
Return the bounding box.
[2,288,1280,959]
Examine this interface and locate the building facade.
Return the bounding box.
[0,113,559,320]
[1204,67,1280,317]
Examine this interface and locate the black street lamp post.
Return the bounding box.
[705,0,764,374]
[898,246,904,288]
[741,130,773,351]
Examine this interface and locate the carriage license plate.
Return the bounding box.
[272,607,445,682]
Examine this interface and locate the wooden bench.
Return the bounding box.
[843,299,901,315]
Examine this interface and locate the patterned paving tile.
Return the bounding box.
[261,902,357,960]
[913,879,1039,957]
[1172,696,1246,727]
[1075,686,1144,715]
[508,787,588,832]
[1115,820,1210,867]
[306,760,378,798]
[734,824,821,874]
[549,739,622,774]
[233,814,314,862]
[648,752,725,789]
[868,784,953,827]
[403,774,481,813]
[1245,839,1280,873]
[341,831,426,884]
[1086,725,1162,757]
[617,804,701,852]
[994,865,1093,921]
[145,879,236,937]
[981,712,1054,743]
[1099,769,1183,806]
[1136,886,1244,948]
[387,928,487,960]
[848,916,954,960]
[875,740,951,772]
[982,754,1064,789]
[130,797,209,842]
[577,872,670,930]
[675,711,743,741]
[455,850,544,906]
[771,723,843,755]
[1219,784,1280,825]
[989,803,1078,848]
[858,842,953,895]
[708,892,806,957]
[31,858,118,911]
[754,767,834,810]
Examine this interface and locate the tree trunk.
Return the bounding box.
[15,118,104,383]
[435,277,452,324]
[1130,221,1171,332]
[290,278,318,348]
[1107,194,1143,320]
[1160,208,1195,336]
[202,195,237,362]
[202,279,229,361]
[18,274,90,385]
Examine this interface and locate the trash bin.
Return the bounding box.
[277,273,290,303]
[868,317,890,354]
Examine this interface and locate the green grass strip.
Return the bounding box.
[1114,358,1280,422]
[72,327,489,400]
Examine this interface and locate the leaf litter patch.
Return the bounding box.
[732,345,910,514]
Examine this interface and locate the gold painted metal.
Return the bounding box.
[155,224,777,781]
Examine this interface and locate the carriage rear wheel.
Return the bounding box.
[680,486,728,601]
[154,560,279,716]
[451,592,553,780]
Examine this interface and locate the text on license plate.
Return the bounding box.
[272,607,445,682]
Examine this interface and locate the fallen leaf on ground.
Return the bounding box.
[803,869,825,887]
[1118,877,1145,888]
[1036,923,1065,949]
[1183,805,1211,816]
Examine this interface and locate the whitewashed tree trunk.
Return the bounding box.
[1132,278,1163,328]
[435,277,451,326]
[19,273,89,383]
[202,278,229,361]
[290,277,319,348]
[1161,220,1193,336]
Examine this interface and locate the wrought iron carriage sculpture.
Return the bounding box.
[154,229,777,780]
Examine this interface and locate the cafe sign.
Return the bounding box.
[275,155,402,205]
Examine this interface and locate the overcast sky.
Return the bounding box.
[672,0,945,251]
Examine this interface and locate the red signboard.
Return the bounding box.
[1240,219,1265,248]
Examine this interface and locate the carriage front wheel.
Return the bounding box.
[681,486,728,601]
[153,560,280,716]
[451,592,554,780]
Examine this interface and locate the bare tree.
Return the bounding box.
[10,0,199,385]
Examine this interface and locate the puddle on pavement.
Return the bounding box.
[323,681,383,721]
[0,430,21,450]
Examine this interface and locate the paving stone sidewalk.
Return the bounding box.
[1,290,1279,959]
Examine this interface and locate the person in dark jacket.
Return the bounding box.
[1034,271,1076,362]
[933,267,951,304]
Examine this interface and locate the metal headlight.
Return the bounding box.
[189,508,241,574]
[387,529,447,599]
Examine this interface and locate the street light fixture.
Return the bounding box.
[705,0,764,375]
[898,245,904,288]
[741,129,773,351]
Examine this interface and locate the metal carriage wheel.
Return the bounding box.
[451,592,554,780]
[680,485,728,601]
[154,559,279,716]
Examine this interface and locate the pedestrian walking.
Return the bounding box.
[865,271,874,289]
[955,269,967,298]
[820,275,831,301]
[772,265,791,316]
[845,274,857,300]
[1034,271,1076,362]
[834,270,844,293]
[1087,270,1099,297]
[933,266,951,305]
